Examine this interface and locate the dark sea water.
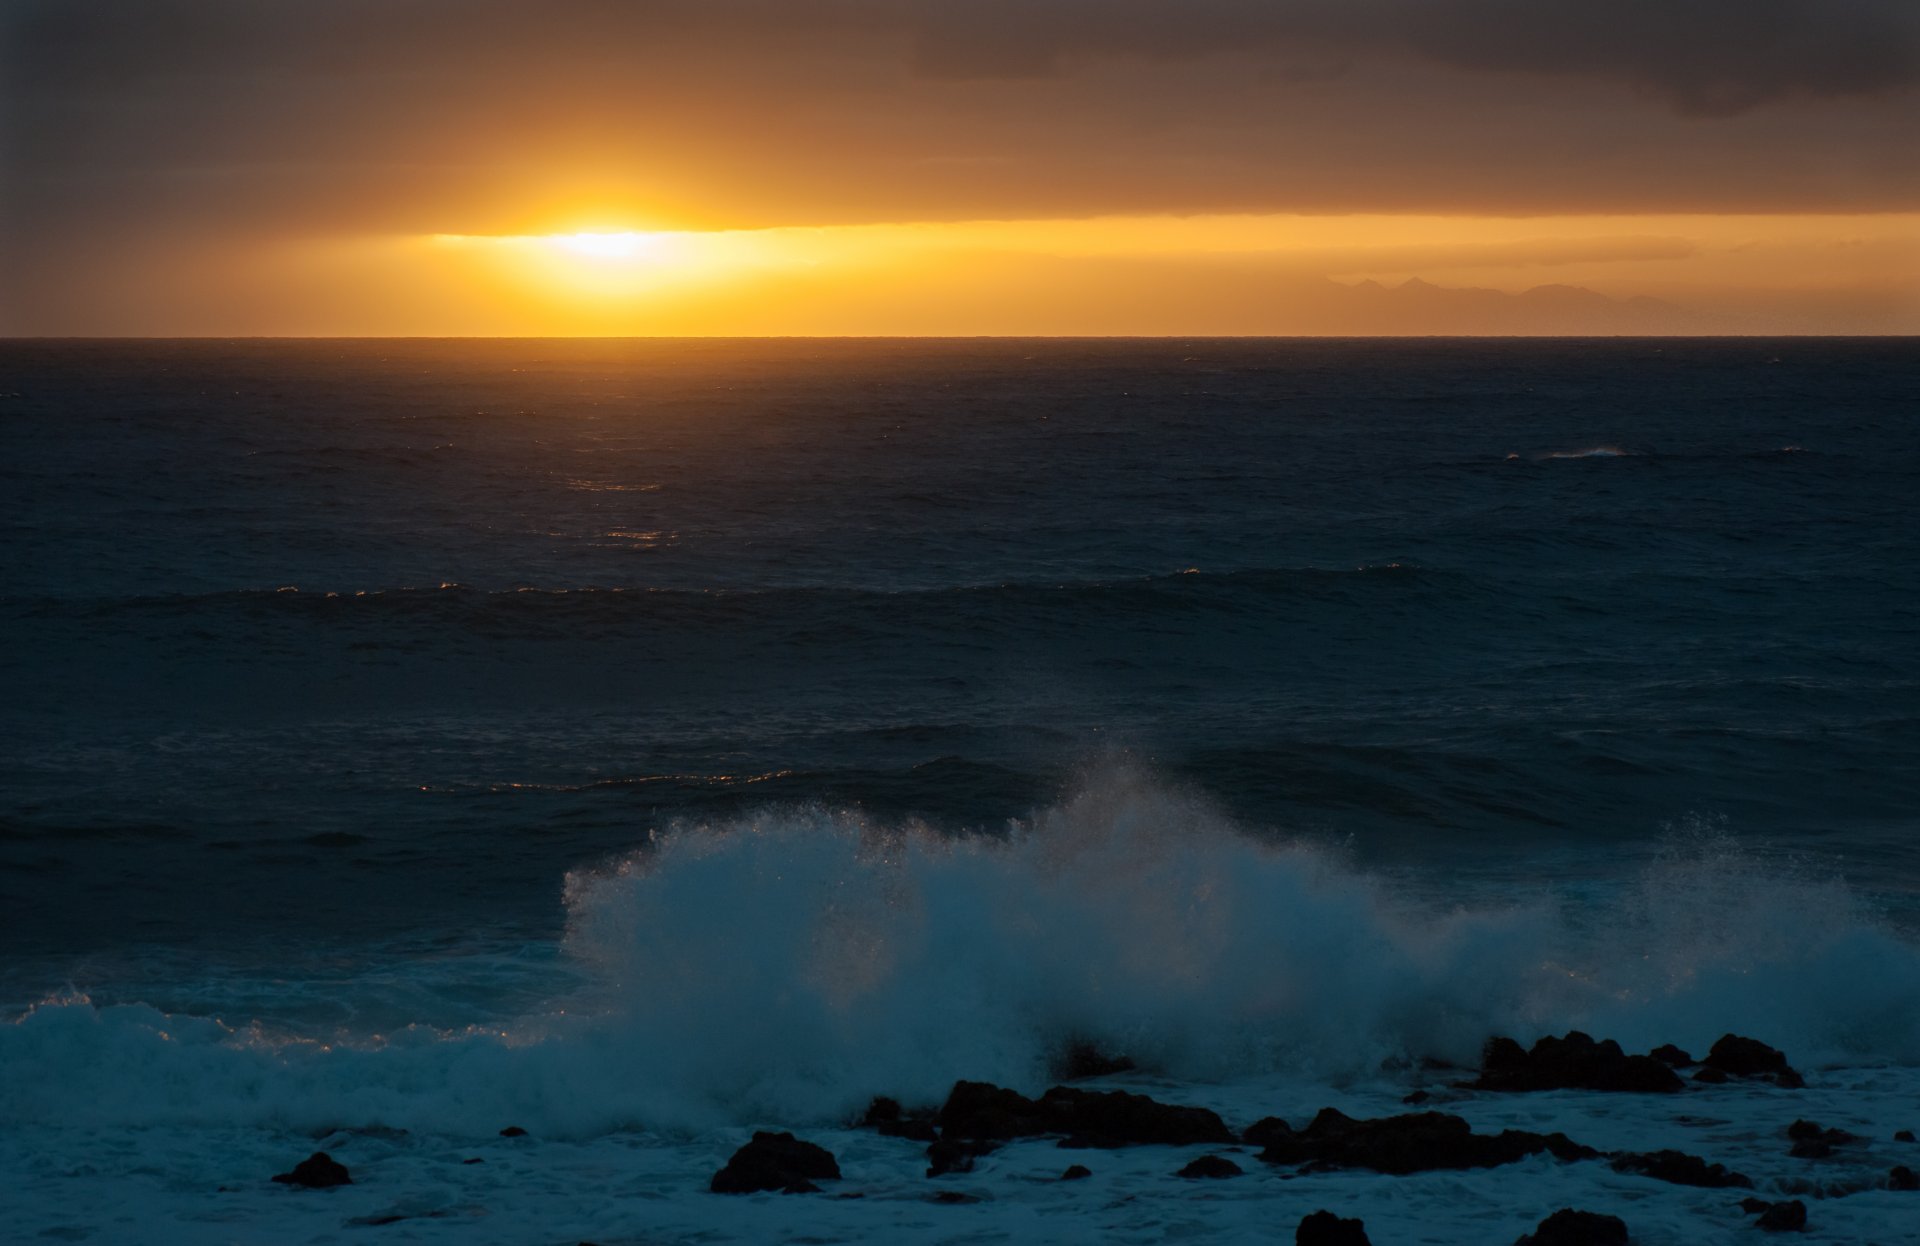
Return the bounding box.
[2,338,1918,1244]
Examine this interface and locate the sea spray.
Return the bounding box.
[6,771,1918,1138]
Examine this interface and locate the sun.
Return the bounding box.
[548,231,659,259]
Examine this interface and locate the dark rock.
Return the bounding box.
[1740,1198,1774,1215]
[1896,1130,1916,1143]
[1054,1039,1137,1081]
[1472,1032,1683,1094]
[937,1081,1047,1140]
[1755,1200,1807,1232]
[1609,1149,1752,1189]
[926,1138,998,1177]
[1649,1044,1694,1067]
[499,1125,528,1137]
[1704,1035,1804,1087]
[1257,1108,1597,1176]
[1402,1089,1431,1105]
[1060,1164,1092,1181]
[462,1158,484,1165]
[1176,1154,1243,1179]
[1785,1120,1855,1158]
[863,1096,938,1143]
[709,1131,840,1194]
[272,1152,352,1189]
[1692,1067,1731,1084]
[1515,1208,1629,1246]
[1890,1166,1919,1191]
[1296,1209,1372,1246]
[1244,1116,1296,1147]
[1786,1119,1854,1144]
[936,1080,1232,1147]
[930,1190,982,1204]
[1038,1086,1235,1147]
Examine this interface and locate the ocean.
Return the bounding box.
[2,337,1917,1243]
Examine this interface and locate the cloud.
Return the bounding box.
[903,0,1918,115]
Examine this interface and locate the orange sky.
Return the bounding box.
[3,0,1916,334]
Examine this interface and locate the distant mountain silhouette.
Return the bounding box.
[1310,276,1705,335]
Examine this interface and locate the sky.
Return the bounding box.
[2,0,1916,335]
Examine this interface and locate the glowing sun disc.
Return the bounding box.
[551,231,656,258]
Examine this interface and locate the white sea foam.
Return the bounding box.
[4,772,1918,1140]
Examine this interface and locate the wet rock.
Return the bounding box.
[1401,1089,1431,1105]
[1176,1154,1243,1179]
[709,1131,840,1194]
[1609,1149,1752,1188]
[929,1190,982,1204]
[1243,1116,1296,1147]
[862,1095,939,1142]
[1704,1035,1804,1087]
[936,1080,1232,1147]
[938,1081,1049,1140]
[1060,1164,1092,1180]
[1042,1086,1235,1148]
[925,1137,998,1177]
[1740,1198,1773,1215]
[1515,1208,1629,1246]
[272,1152,352,1188]
[1890,1166,1918,1191]
[1649,1044,1694,1067]
[499,1126,528,1138]
[1296,1209,1372,1245]
[1473,1032,1683,1094]
[1785,1120,1855,1159]
[1054,1039,1136,1081]
[1755,1199,1807,1232]
[1257,1108,1597,1176]
[1896,1129,1916,1143]
[1692,1067,1731,1084]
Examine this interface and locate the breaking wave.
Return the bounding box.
[4,772,1917,1136]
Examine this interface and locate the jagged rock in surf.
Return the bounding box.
[1256,1108,1597,1175]
[1704,1035,1804,1087]
[709,1131,840,1194]
[929,1190,983,1204]
[1295,1209,1372,1245]
[1692,1067,1731,1084]
[1514,1208,1629,1246]
[1175,1154,1243,1179]
[1649,1043,1694,1066]
[1053,1039,1137,1081]
[1889,1166,1918,1191]
[938,1081,1048,1140]
[1243,1115,1296,1147]
[925,1138,997,1177]
[936,1080,1233,1147]
[499,1125,528,1137]
[272,1152,352,1188]
[1754,1199,1808,1232]
[1609,1148,1752,1188]
[1785,1119,1856,1158]
[861,1095,938,1142]
[1895,1129,1917,1142]
[1060,1164,1092,1181]
[1472,1032,1683,1093]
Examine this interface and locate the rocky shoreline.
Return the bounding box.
[669,1031,1908,1244]
[252,1030,1918,1244]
